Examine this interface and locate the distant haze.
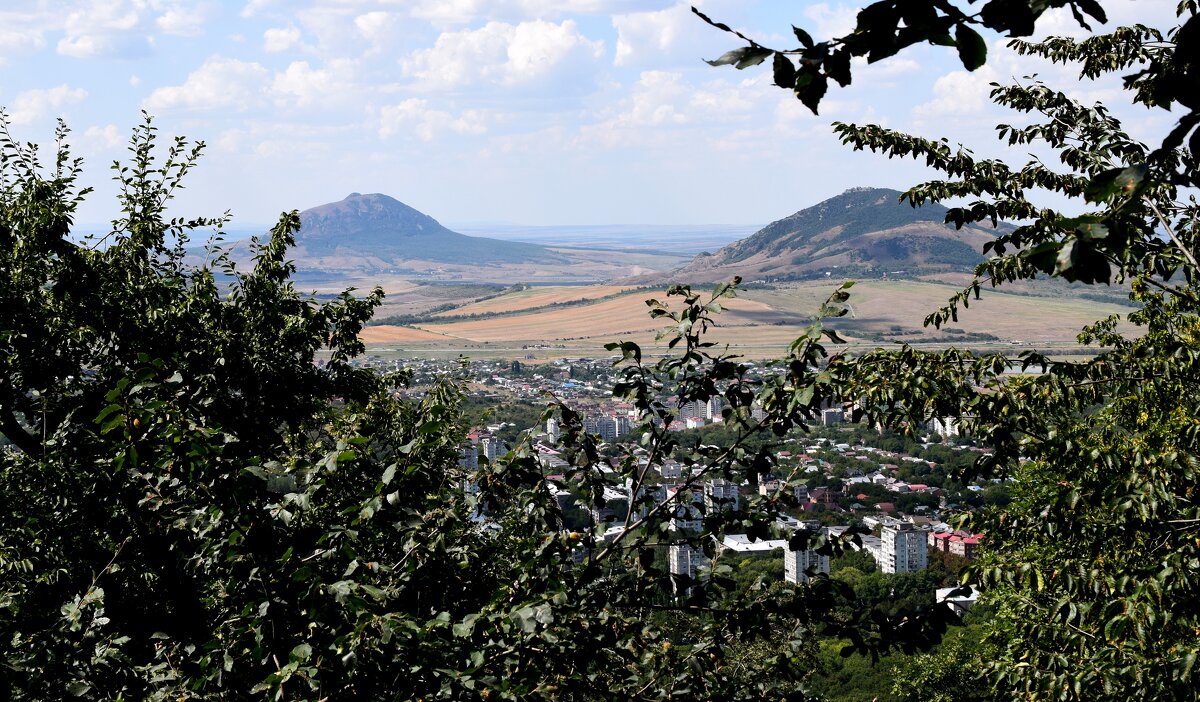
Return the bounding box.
[449,223,761,255]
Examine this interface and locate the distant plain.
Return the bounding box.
[358,278,1136,361]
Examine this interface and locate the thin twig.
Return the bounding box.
[1146,197,1199,270]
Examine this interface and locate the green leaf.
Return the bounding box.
[95,403,122,424]
[795,67,828,114]
[66,681,91,697]
[1055,238,1079,274]
[825,48,852,87]
[1084,164,1148,203]
[772,52,797,89]
[453,613,479,638]
[704,47,774,69]
[955,23,987,71]
[100,414,125,435]
[1075,0,1107,24]
[793,26,815,49]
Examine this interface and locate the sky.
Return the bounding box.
[0,0,1184,230]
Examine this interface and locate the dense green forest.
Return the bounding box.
[3,1,1200,699]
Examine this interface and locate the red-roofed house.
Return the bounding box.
[950,534,983,560]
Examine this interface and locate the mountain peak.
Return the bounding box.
[668,187,1003,283]
[292,193,553,266]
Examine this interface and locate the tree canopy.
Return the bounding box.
[1,117,942,700]
[698,0,1200,698]
[4,1,1200,699]
[697,0,1200,176]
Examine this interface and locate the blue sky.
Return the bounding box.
[0,0,1181,229]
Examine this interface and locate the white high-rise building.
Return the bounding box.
[785,544,830,584]
[481,435,504,462]
[704,479,740,514]
[784,522,830,584]
[667,487,703,533]
[458,442,478,469]
[546,417,560,441]
[667,489,706,593]
[926,417,961,437]
[679,399,706,419]
[668,543,707,591]
[705,396,724,420]
[880,522,928,573]
[590,415,619,436]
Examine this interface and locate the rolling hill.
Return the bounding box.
[222,194,691,284]
[289,193,560,268]
[666,187,1005,283]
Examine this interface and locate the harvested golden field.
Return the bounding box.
[739,279,1135,343]
[356,278,1139,359]
[416,289,777,342]
[433,285,639,317]
[358,325,459,344]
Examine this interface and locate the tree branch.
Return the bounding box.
[1145,197,1199,270]
[0,405,40,455]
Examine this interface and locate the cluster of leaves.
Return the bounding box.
[698,4,1200,698]
[0,115,964,700]
[694,0,1109,113]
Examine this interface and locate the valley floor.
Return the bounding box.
[357,278,1135,361]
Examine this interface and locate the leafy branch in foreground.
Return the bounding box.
[695,1,1200,182]
[766,19,1200,701]
[0,117,956,701]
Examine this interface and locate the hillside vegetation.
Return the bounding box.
[668,187,1006,283]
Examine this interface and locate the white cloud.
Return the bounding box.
[612,3,717,68]
[240,0,273,19]
[354,11,399,47]
[8,85,88,125]
[579,70,762,147]
[82,124,124,150]
[263,24,304,53]
[0,26,47,61]
[913,65,1000,119]
[57,1,148,59]
[402,19,605,91]
[214,127,244,153]
[143,56,270,112]
[271,59,356,108]
[802,3,858,39]
[155,4,208,37]
[870,55,921,77]
[409,0,664,26]
[379,99,489,141]
[268,5,409,59]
